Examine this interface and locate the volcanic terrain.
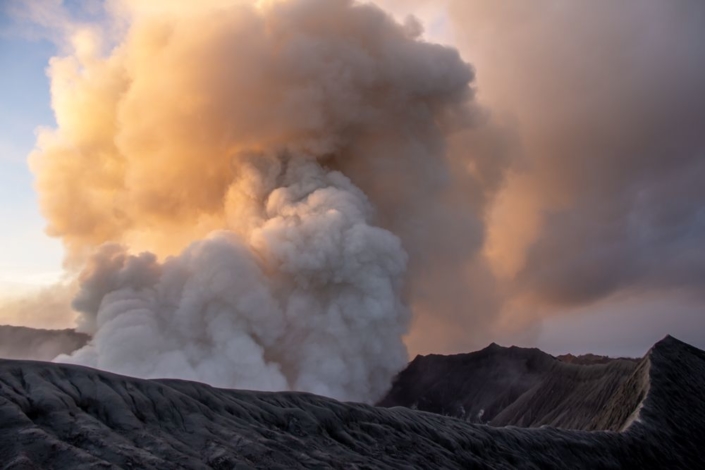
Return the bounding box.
[0,326,88,362]
[0,336,703,469]
[378,342,640,429]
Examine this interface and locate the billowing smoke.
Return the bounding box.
[30,0,496,402]
[446,1,705,314]
[374,0,705,353]
[64,157,410,400]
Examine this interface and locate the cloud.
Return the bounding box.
[441,1,705,311]
[373,0,705,350]
[0,282,77,329]
[23,0,705,376]
[32,0,512,401]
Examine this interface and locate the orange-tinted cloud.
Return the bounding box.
[25,0,705,365]
[28,0,515,399]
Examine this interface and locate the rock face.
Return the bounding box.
[378,343,640,429]
[0,325,88,361]
[0,336,703,469]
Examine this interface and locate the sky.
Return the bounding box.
[0,0,704,361]
[0,11,63,295]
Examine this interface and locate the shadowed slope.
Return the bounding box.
[0,336,702,469]
[378,342,638,429]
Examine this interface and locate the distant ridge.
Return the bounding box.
[0,335,702,468]
[0,325,88,361]
[378,341,639,429]
[556,352,638,365]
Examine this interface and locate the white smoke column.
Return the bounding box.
[30,0,484,402]
[64,154,409,401]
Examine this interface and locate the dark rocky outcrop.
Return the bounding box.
[378,342,639,429]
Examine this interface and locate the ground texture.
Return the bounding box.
[378,342,640,429]
[0,336,703,469]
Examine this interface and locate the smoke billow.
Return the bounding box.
[447,0,705,312]
[65,157,410,400]
[30,0,495,402]
[369,1,705,351]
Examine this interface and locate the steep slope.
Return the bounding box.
[0,325,88,361]
[0,336,702,469]
[378,342,638,429]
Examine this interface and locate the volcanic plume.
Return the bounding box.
[29,0,496,402]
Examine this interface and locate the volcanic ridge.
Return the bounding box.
[0,335,703,469]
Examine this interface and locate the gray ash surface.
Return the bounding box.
[0,336,703,469]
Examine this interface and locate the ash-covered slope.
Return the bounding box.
[0,325,88,361]
[0,336,703,469]
[378,342,639,429]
